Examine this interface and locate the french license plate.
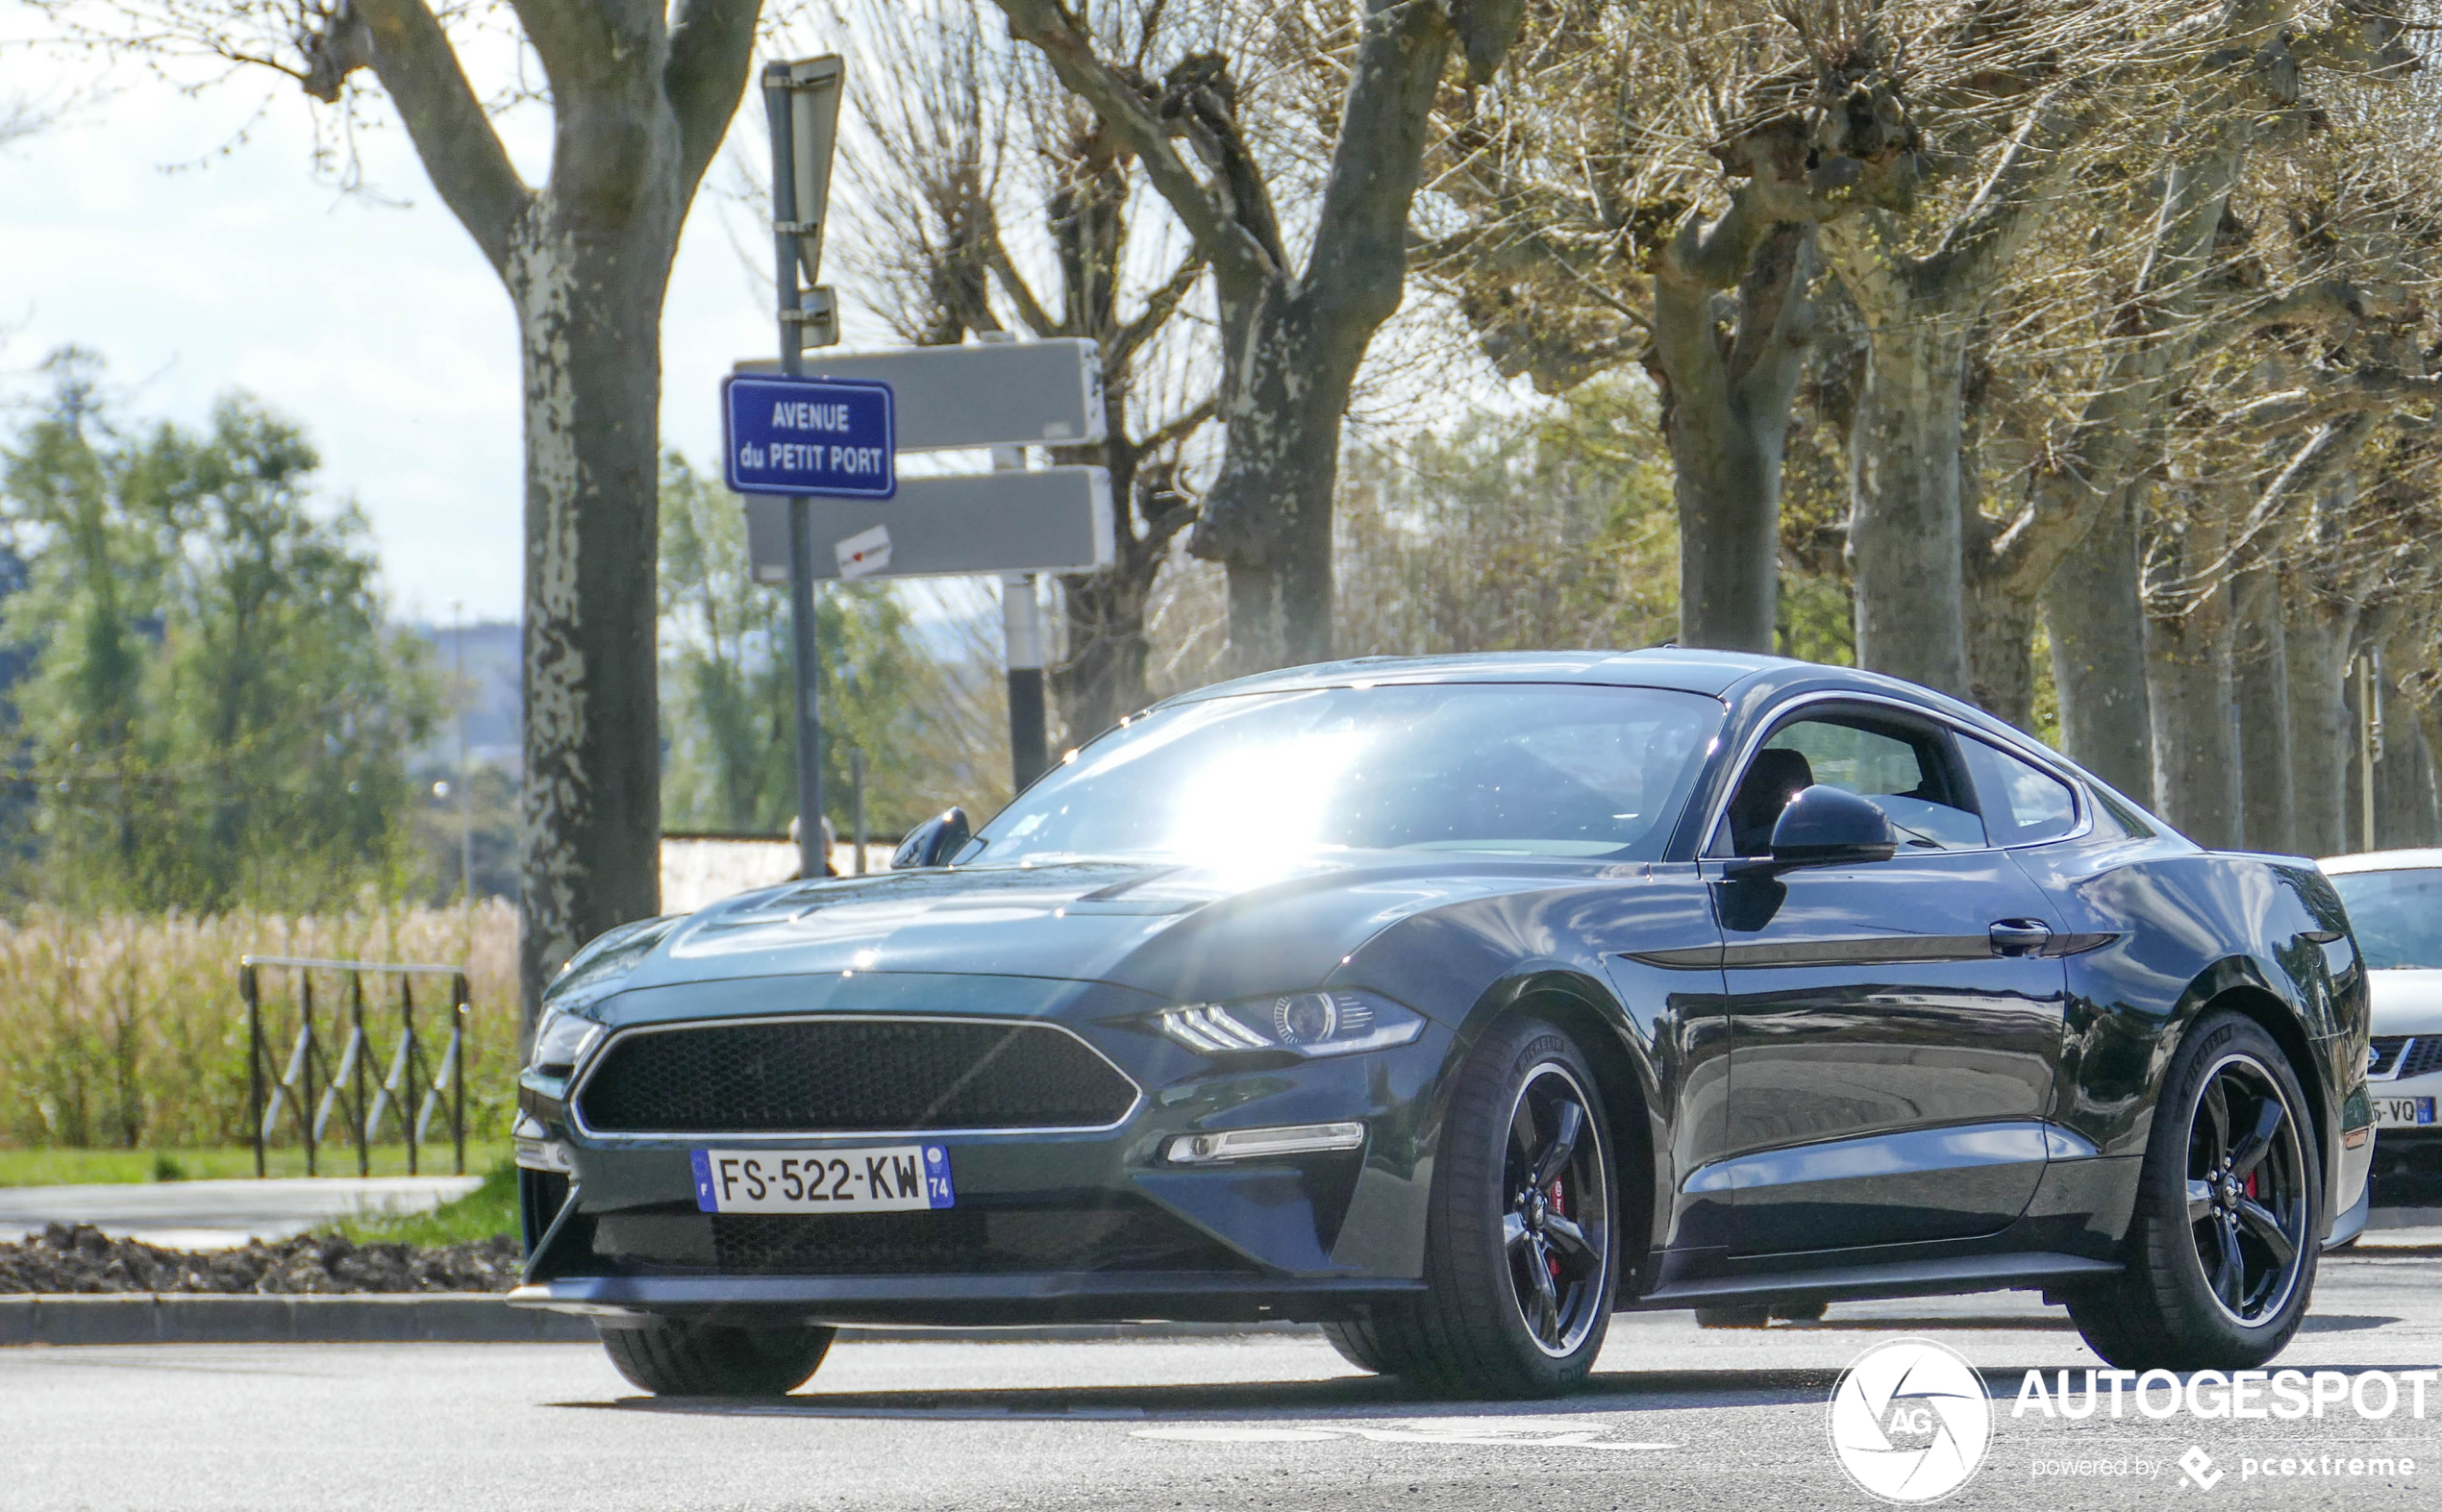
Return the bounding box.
[690,1146,955,1214]
[2372,1097,2437,1129]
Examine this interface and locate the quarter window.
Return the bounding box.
[1960,738,2080,845]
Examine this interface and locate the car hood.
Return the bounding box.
[622,854,1632,1014]
[2367,969,2442,1035]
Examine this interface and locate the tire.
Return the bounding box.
[597,1316,835,1397]
[1361,1015,1621,1398]
[2068,1010,2321,1371]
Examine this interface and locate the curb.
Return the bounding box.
[0,1294,596,1347]
[0,1295,1324,1348]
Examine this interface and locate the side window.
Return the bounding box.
[1717,712,1987,855]
[1960,738,2081,845]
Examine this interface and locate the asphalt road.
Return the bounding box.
[4,1253,2438,1511]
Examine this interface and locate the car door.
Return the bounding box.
[1707,702,2070,1254]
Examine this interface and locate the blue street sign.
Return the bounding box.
[721,373,896,499]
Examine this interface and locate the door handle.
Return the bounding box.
[1989,919,2053,957]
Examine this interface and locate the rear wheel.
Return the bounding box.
[597,1317,835,1397]
[2069,1012,2319,1370]
[1361,1015,1619,1398]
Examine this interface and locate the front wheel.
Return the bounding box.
[597,1317,835,1397]
[2069,1011,2320,1371]
[1360,1015,1620,1398]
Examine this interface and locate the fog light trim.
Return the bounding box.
[515,1135,575,1173]
[1165,1122,1366,1165]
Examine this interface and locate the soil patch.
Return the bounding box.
[0,1223,519,1294]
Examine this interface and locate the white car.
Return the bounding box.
[2321,850,2442,1177]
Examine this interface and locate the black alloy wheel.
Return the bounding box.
[2069,1011,2320,1371]
[2185,1053,2312,1325]
[1321,1015,1618,1397]
[1502,1063,1609,1358]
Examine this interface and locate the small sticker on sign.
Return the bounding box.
[835,524,892,579]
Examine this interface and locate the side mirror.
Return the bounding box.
[1729,785,1897,876]
[1768,785,1897,867]
[890,807,970,870]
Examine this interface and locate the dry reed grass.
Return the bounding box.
[0,902,520,1150]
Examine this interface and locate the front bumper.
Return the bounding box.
[511,979,1450,1327]
[2369,1070,2442,1171]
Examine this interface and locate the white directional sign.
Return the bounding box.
[746,467,1115,583]
[736,338,1106,451]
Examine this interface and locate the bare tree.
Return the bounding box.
[989,0,1528,672]
[831,0,1216,740]
[42,0,765,1010]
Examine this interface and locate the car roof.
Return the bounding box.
[2319,848,2442,875]
[1160,648,1803,703]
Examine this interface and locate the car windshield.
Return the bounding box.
[2329,867,2442,969]
[964,682,1724,867]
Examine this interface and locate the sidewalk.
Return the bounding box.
[0,1177,482,1250]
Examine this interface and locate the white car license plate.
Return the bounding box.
[690,1146,955,1214]
[2372,1097,2437,1129]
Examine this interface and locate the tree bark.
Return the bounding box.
[2232,559,2294,853]
[509,223,674,1005]
[311,0,760,1014]
[2374,675,2439,848]
[2145,502,2239,847]
[2044,480,2155,802]
[1841,310,1973,694]
[1646,168,1819,652]
[2284,582,2357,858]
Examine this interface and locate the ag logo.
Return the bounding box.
[1827,1338,1992,1502]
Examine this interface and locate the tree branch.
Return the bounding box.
[663,0,761,199]
[1139,394,1219,457]
[348,0,533,273]
[1112,250,1208,368]
[1298,0,1457,321]
[984,230,1059,337]
[990,0,1272,291]
[1915,86,2084,294]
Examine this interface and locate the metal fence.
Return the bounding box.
[240,956,472,1177]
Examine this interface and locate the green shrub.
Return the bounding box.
[0,903,519,1151]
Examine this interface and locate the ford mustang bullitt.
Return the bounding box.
[509,651,2372,1399]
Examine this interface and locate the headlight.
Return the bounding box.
[528,914,682,1074]
[527,1008,603,1078]
[1155,990,1423,1057]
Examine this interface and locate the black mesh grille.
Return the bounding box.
[589,1203,1258,1276]
[2373,1036,2410,1077]
[575,1018,1137,1134]
[2400,1037,2442,1079]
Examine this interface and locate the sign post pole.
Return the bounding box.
[763,57,845,880]
[978,333,1049,792]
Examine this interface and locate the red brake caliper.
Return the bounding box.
[1548,1180,1565,1277]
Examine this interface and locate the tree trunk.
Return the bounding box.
[2144,507,2238,848]
[1651,217,1817,653]
[2044,480,2155,802]
[1844,315,1973,696]
[2284,585,2356,858]
[510,220,672,1009]
[2375,678,2439,847]
[2231,560,2294,854]
[1961,407,2035,731]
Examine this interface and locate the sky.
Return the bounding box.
[2,28,892,627]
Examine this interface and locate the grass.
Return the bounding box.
[0,1141,511,1187]
[325,1158,520,1247]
